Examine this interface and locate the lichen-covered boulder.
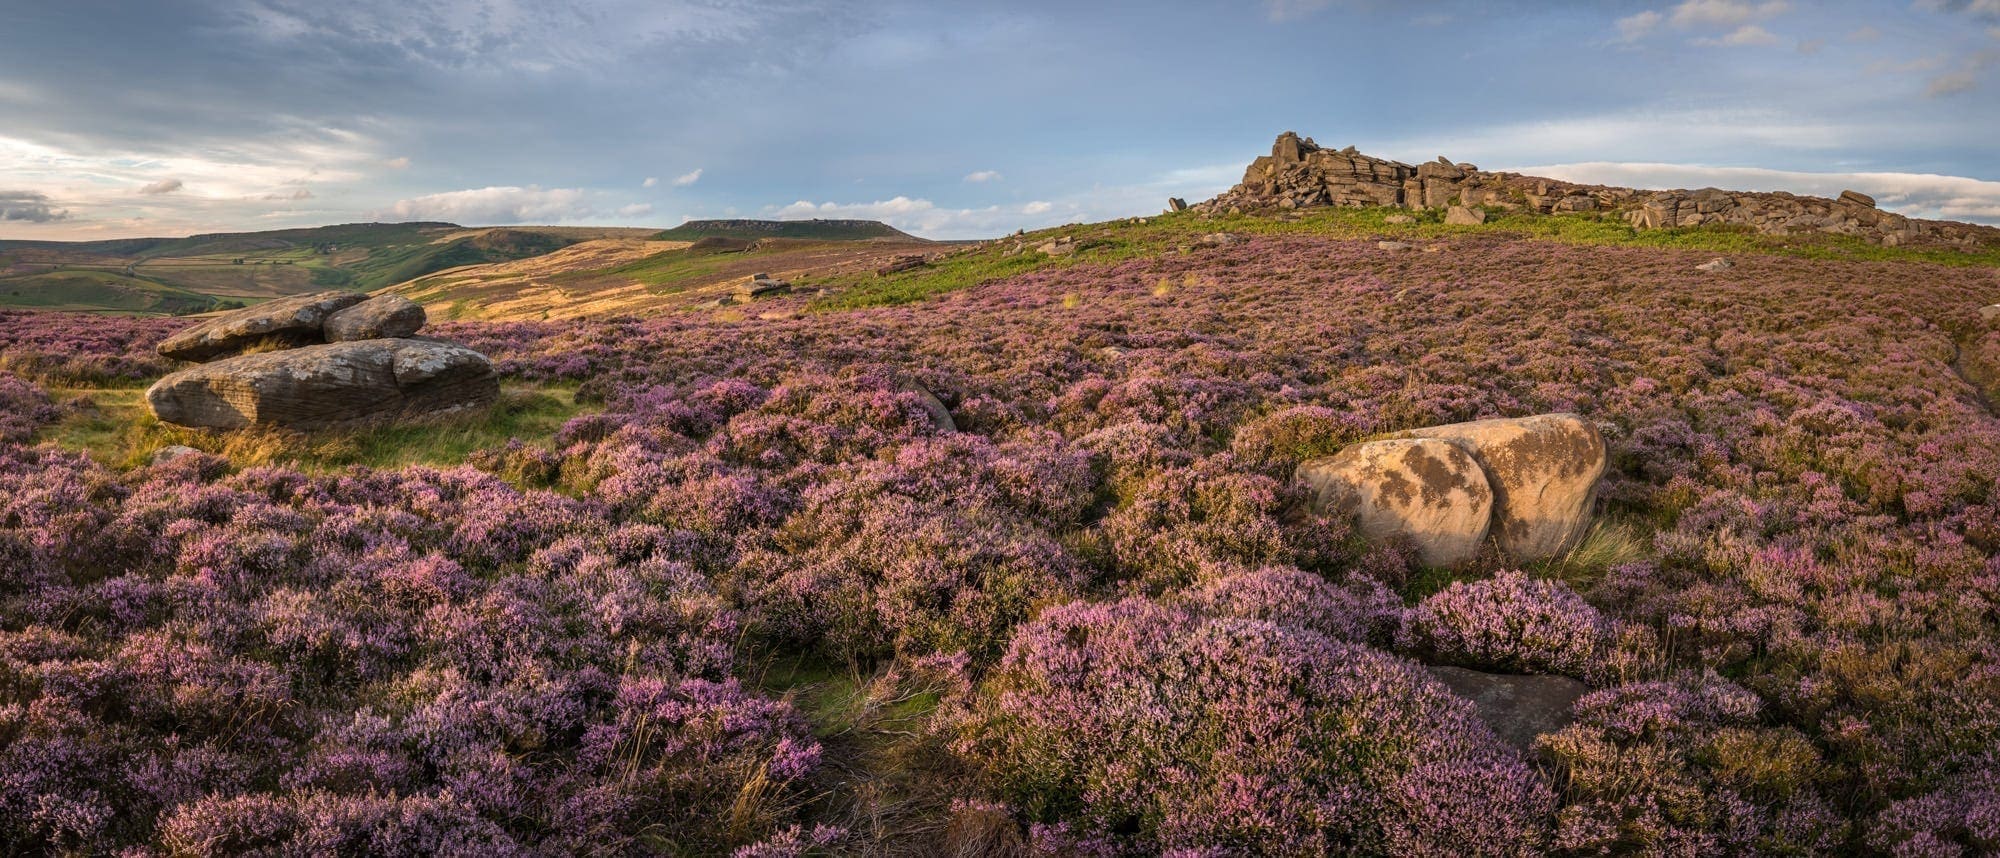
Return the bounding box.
[1426,666,1587,752]
[1400,413,1607,562]
[324,294,426,342]
[156,292,366,362]
[147,338,498,430]
[1299,437,1493,567]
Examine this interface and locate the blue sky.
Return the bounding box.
[0,0,1996,240]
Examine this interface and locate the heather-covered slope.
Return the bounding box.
[4,224,2000,853]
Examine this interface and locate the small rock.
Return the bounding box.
[1426,666,1587,752]
[1376,241,1413,252]
[1981,304,2000,322]
[1445,205,1487,226]
[875,255,927,276]
[151,445,204,465]
[1384,214,1416,225]
[1838,189,1877,209]
[1696,258,1734,272]
[1167,197,1188,213]
[1196,232,1247,248]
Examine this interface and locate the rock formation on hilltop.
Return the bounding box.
[148,293,499,430]
[1193,131,1999,248]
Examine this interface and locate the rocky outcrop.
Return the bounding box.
[325,295,426,342]
[1427,666,1587,752]
[1193,132,2000,249]
[1300,439,1494,567]
[1400,414,1607,562]
[148,291,498,430]
[156,292,366,361]
[147,339,498,430]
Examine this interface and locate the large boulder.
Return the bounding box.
[1400,413,1606,562]
[1299,438,1494,567]
[147,339,499,430]
[156,292,366,362]
[1426,666,1587,752]
[325,295,426,342]
[1445,205,1487,225]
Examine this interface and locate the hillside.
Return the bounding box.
[0,223,659,314]
[653,217,920,242]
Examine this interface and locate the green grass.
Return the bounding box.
[576,245,750,291]
[653,218,916,242]
[0,269,220,315]
[41,382,594,472]
[808,206,2000,311]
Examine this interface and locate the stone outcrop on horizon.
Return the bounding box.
[1192,131,1998,248]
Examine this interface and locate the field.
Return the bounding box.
[3,212,2000,854]
[0,223,662,315]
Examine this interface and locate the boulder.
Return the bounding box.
[324,295,426,342]
[150,445,204,465]
[1400,413,1606,562]
[1981,304,2000,322]
[1838,189,1877,208]
[1167,197,1189,213]
[1299,438,1494,567]
[147,338,499,431]
[1196,232,1247,248]
[1376,241,1413,252]
[735,278,792,301]
[1696,258,1734,272]
[1426,666,1587,752]
[156,292,366,362]
[1383,214,1416,225]
[1445,205,1487,226]
[876,255,928,276]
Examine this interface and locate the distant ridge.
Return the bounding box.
[654,219,922,242]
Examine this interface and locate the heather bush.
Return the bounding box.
[0,371,61,443]
[1173,562,1403,646]
[964,598,1555,854]
[1399,570,1611,680]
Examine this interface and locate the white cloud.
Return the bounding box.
[672,168,703,186]
[0,191,69,222]
[964,170,1002,183]
[1516,161,2000,224]
[382,156,411,169]
[1264,0,1333,22]
[1022,200,1052,214]
[1929,69,1980,95]
[1695,24,1780,46]
[642,176,658,188]
[1848,25,1881,42]
[374,185,595,224]
[1616,10,1662,42]
[138,178,185,195]
[1668,0,1788,28]
[261,188,313,200]
[616,202,654,217]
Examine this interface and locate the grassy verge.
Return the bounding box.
[41,382,593,471]
[810,207,2000,311]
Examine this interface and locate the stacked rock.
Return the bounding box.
[147,293,499,430]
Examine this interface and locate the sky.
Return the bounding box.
[0,0,1996,241]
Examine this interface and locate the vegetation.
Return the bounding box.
[654,218,918,242]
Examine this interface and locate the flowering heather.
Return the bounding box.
[963,598,1555,853]
[6,227,2000,851]
[1398,570,1611,679]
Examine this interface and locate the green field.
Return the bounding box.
[0,223,616,314]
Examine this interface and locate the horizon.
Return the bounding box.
[3,0,1999,242]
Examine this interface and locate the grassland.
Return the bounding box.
[654,218,919,241]
[43,381,594,472]
[806,206,2000,310]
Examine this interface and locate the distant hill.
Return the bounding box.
[0,223,657,315]
[653,219,921,242]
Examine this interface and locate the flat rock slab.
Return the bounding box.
[1427,665,1587,752]
[157,292,366,362]
[325,295,426,342]
[147,338,498,430]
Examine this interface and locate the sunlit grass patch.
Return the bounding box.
[41,381,593,472]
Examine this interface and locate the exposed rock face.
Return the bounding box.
[1445,205,1487,225]
[1400,413,1607,562]
[325,295,426,342]
[1427,666,1587,752]
[147,339,499,430]
[1300,438,1494,567]
[1195,131,2000,248]
[156,292,366,362]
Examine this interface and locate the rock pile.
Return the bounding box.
[1191,131,2000,248]
[1299,413,1607,566]
[147,293,498,430]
